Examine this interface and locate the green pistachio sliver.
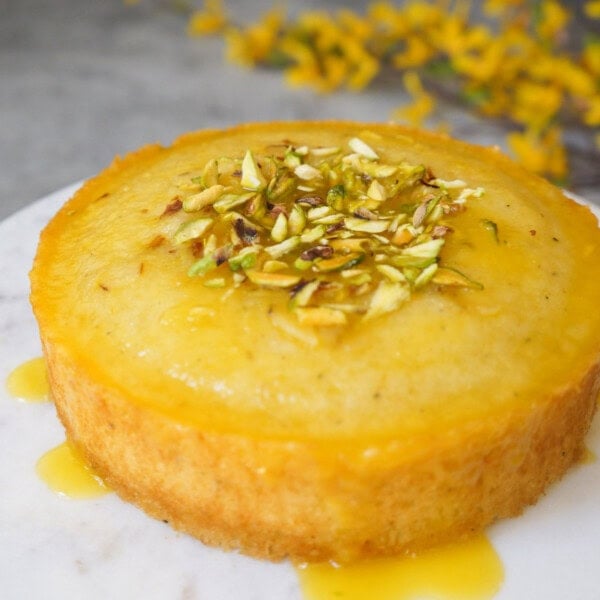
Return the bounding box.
[294,257,313,270]
[174,218,213,244]
[300,225,326,244]
[264,235,301,258]
[344,217,389,233]
[204,277,226,288]
[263,260,288,272]
[295,164,322,181]
[213,192,255,214]
[481,219,499,243]
[347,272,372,285]
[288,204,307,235]
[376,264,407,283]
[201,158,219,188]
[204,233,217,255]
[340,268,368,278]
[246,270,301,288]
[367,180,386,201]
[456,187,485,203]
[188,255,217,277]
[326,184,346,210]
[312,213,345,225]
[431,178,467,189]
[228,249,258,271]
[290,279,321,308]
[348,137,379,160]
[321,303,366,314]
[284,148,302,169]
[432,266,484,289]
[310,146,340,157]
[183,184,225,212]
[271,212,288,242]
[388,213,408,232]
[414,263,439,288]
[267,172,296,201]
[315,252,364,272]
[402,238,445,258]
[307,206,332,221]
[364,281,410,321]
[241,149,266,191]
[390,255,437,269]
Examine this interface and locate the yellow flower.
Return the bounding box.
[393,71,435,127]
[507,127,567,179]
[392,35,435,69]
[582,39,600,77]
[188,0,228,36]
[584,0,600,18]
[535,0,570,42]
[225,8,284,67]
[510,80,563,130]
[583,95,600,126]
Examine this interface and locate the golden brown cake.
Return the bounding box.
[30,121,600,562]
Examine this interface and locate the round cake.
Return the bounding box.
[30,121,600,562]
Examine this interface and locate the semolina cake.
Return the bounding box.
[30,121,600,562]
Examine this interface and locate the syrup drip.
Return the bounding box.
[6,357,49,402]
[297,534,503,600]
[36,441,111,499]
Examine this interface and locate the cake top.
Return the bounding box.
[165,135,484,326]
[31,122,600,445]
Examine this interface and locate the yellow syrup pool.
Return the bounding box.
[296,534,503,600]
[6,357,49,402]
[36,441,111,499]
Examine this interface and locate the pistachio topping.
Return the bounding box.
[167,135,484,325]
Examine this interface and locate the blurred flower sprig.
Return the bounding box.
[185,0,600,184]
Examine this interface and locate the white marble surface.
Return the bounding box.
[0,186,599,599]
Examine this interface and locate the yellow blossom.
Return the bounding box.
[188,0,228,36]
[225,8,284,67]
[392,35,436,69]
[507,127,568,179]
[510,80,563,130]
[584,1,600,18]
[583,95,600,126]
[582,39,600,76]
[393,71,435,127]
[536,0,570,42]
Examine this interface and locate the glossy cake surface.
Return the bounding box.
[30,122,600,561]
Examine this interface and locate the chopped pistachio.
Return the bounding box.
[241,150,266,191]
[271,212,288,242]
[364,281,410,321]
[264,235,301,258]
[290,279,321,307]
[263,259,288,272]
[315,252,364,272]
[326,184,346,210]
[367,180,386,201]
[295,164,322,181]
[376,264,407,283]
[481,219,499,243]
[348,137,379,160]
[204,277,226,288]
[414,263,438,288]
[188,255,217,277]
[402,238,445,258]
[344,217,389,233]
[300,224,326,244]
[174,218,213,244]
[310,146,340,157]
[213,191,255,213]
[432,266,484,289]
[182,184,225,212]
[288,204,307,235]
[246,270,301,288]
[172,137,483,325]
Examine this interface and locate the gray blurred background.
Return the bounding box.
[1,0,598,221]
